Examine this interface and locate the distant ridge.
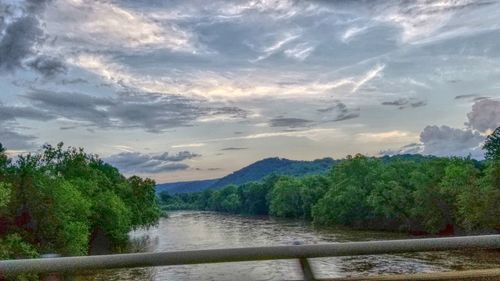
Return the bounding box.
[156,157,336,194]
[156,179,219,194]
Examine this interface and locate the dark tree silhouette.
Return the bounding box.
[483,127,500,160]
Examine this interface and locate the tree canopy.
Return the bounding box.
[0,143,160,260]
[161,151,499,235]
[483,126,500,160]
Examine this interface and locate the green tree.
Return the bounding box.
[0,143,161,259]
[238,182,271,215]
[300,175,329,219]
[269,177,304,218]
[0,182,10,209]
[312,155,383,227]
[367,160,417,230]
[483,127,500,160]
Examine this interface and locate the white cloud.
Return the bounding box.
[341,25,371,43]
[45,0,197,52]
[466,99,500,133]
[351,64,385,93]
[172,128,340,148]
[375,0,500,45]
[252,32,301,62]
[70,53,384,101]
[172,143,206,148]
[284,42,315,61]
[357,130,417,143]
[419,125,485,158]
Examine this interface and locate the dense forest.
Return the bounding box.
[161,127,500,235]
[0,143,160,261]
[156,157,335,194]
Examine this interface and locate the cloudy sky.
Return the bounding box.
[1,0,499,183]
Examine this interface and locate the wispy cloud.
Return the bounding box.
[351,64,385,93]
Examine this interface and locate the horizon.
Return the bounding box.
[1,0,500,183]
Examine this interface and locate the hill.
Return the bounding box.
[211,157,335,189]
[156,179,219,194]
[157,157,336,194]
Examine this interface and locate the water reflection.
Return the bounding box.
[77,211,499,281]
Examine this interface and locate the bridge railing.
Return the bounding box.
[1,235,499,280]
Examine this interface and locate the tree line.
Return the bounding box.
[0,143,161,260]
[161,127,500,235]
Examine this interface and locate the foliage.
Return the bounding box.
[483,127,500,160]
[157,157,336,194]
[162,151,499,234]
[0,142,161,259]
[269,177,304,218]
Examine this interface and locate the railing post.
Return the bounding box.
[294,241,317,281]
[299,257,316,281]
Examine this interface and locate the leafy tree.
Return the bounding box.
[367,160,417,229]
[299,175,329,219]
[312,155,383,227]
[483,127,500,160]
[269,177,304,218]
[0,182,10,209]
[238,182,270,215]
[0,142,161,260]
[162,151,497,235]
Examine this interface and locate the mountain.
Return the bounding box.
[211,157,335,188]
[156,179,219,194]
[156,157,336,194]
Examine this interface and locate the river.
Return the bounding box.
[78,211,499,281]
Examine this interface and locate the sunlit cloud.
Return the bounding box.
[357,130,417,143]
[45,0,198,52]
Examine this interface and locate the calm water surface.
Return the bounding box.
[78,211,500,281]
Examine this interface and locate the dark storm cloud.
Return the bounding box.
[27,55,67,77]
[0,0,58,74]
[269,117,313,128]
[105,151,199,174]
[318,101,360,122]
[24,89,113,126]
[0,15,43,72]
[0,102,54,122]
[152,151,200,162]
[0,127,37,150]
[381,98,408,106]
[466,99,500,133]
[454,94,477,99]
[207,167,222,171]
[220,147,248,151]
[381,98,427,109]
[0,102,52,149]
[59,78,88,85]
[22,89,248,133]
[207,106,248,119]
[0,101,53,150]
[410,101,427,108]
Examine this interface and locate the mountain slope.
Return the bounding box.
[157,157,336,194]
[211,157,335,189]
[156,179,219,194]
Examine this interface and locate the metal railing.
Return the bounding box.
[1,235,499,280]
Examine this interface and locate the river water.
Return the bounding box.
[78,211,499,281]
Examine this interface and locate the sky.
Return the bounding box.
[0,0,499,183]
